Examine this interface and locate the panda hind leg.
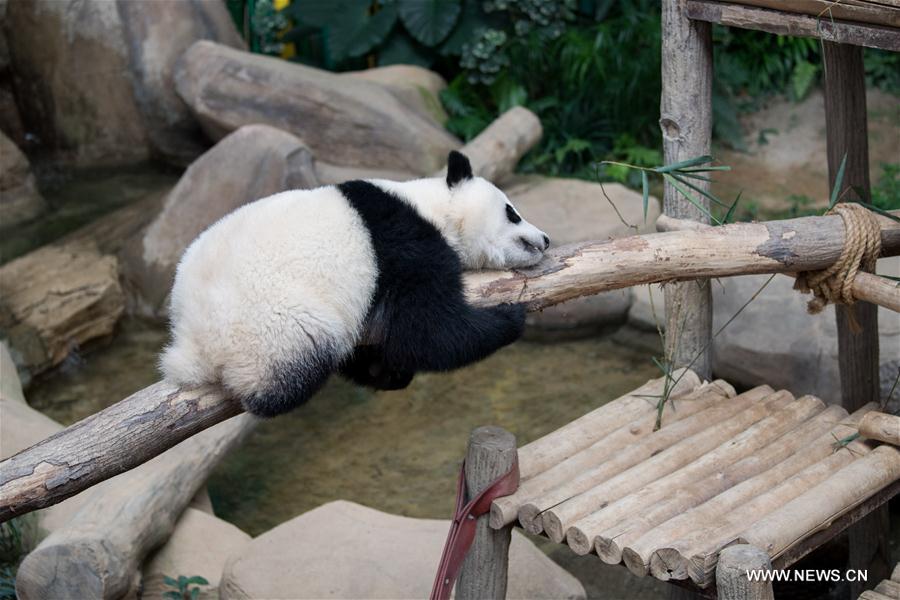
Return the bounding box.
[240,351,338,418]
[339,345,414,391]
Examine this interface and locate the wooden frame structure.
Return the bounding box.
[456,1,899,598]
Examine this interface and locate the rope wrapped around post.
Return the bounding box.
[794,204,883,320]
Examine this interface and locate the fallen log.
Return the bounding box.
[1,210,898,521]
[15,413,255,600]
[859,411,900,445]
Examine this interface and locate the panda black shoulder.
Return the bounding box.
[337,180,464,299]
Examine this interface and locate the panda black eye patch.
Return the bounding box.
[506,204,522,224]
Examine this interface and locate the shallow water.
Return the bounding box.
[27,318,660,536]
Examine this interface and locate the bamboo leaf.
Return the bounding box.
[724,191,742,224]
[851,200,900,223]
[677,172,712,182]
[670,173,730,209]
[663,173,723,225]
[829,153,847,209]
[641,170,650,223]
[681,166,731,172]
[653,155,714,173]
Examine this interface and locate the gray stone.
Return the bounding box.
[712,257,900,409]
[508,176,661,339]
[121,124,319,317]
[220,500,585,600]
[174,41,460,175]
[0,130,44,227]
[115,0,245,165]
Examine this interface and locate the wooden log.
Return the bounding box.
[0,382,241,522]
[824,40,891,598]
[490,380,734,530]
[516,385,773,537]
[660,0,714,379]
[456,426,517,600]
[737,444,900,554]
[875,579,900,598]
[715,545,774,600]
[513,369,701,482]
[859,591,894,600]
[578,394,825,564]
[598,403,846,566]
[630,402,875,584]
[685,1,900,52]
[15,414,255,600]
[892,562,900,582]
[463,210,900,313]
[725,0,900,27]
[549,389,790,549]
[860,411,900,445]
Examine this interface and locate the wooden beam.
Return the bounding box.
[715,545,774,600]
[2,211,900,522]
[686,1,900,52]
[660,0,714,379]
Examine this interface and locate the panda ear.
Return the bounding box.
[446,151,473,189]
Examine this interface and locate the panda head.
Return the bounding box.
[445,151,550,270]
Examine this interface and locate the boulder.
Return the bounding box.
[141,508,250,598]
[115,0,245,165]
[712,257,900,410]
[121,124,319,317]
[343,64,448,125]
[174,41,460,175]
[508,176,661,339]
[0,130,45,227]
[219,500,584,600]
[4,0,150,166]
[0,240,124,375]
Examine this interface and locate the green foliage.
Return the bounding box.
[163,574,210,600]
[871,163,900,211]
[0,514,39,599]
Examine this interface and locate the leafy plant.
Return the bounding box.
[871,163,900,212]
[163,575,210,600]
[0,514,39,600]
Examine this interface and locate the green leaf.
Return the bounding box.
[185,576,209,586]
[641,170,650,222]
[851,200,900,223]
[663,173,722,225]
[724,191,742,224]
[162,592,181,600]
[163,576,179,587]
[438,0,490,55]
[191,588,200,600]
[791,59,818,101]
[490,77,527,112]
[399,0,461,47]
[829,153,848,209]
[681,166,732,172]
[654,155,715,173]
[670,173,730,209]
[302,1,398,62]
[378,31,432,67]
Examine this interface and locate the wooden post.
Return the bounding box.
[457,426,517,600]
[715,545,774,600]
[660,0,714,379]
[822,40,889,596]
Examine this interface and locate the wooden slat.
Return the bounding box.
[721,0,900,27]
[687,1,900,51]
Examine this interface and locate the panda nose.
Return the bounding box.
[542,234,550,250]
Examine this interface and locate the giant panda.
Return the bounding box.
[160,151,550,417]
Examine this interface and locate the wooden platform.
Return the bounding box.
[489,372,900,592]
[861,563,900,600]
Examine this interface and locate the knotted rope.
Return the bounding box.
[794,203,882,322]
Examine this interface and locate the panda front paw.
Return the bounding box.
[491,302,527,342]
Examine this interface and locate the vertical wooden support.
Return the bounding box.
[715,545,775,600]
[822,41,889,598]
[457,426,517,600]
[660,0,714,379]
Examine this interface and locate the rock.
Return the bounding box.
[219,500,584,600]
[0,240,125,375]
[508,176,661,339]
[4,0,150,166]
[121,124,319,317]
[174,41,460,175]
[115,0,245,165]
[0,341,24,403]
[712,257,900,410]
[0,130,45,227]
[343,64,448,125]
[141,508,250,597]
[0,85,25,146]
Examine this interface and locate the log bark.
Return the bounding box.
[547,388,787,549]
[456,427,517,600]
[0,382,242,522]
[859,591,894,600]
[860,411,900,445]
[15,414,255,600]
[490,380,733,530]
[715,545,774,600]
[875,579,900,598]
[577,394,825,563]
[660,0,714,379]
[640,404,874,585]
[598,403,846,566]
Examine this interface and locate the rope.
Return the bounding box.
[794,203,882,321]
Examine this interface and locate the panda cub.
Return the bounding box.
[161,151,550,417]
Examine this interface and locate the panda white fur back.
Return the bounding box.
[161,152,549,417]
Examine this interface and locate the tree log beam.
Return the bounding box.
[1,210,899,522]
